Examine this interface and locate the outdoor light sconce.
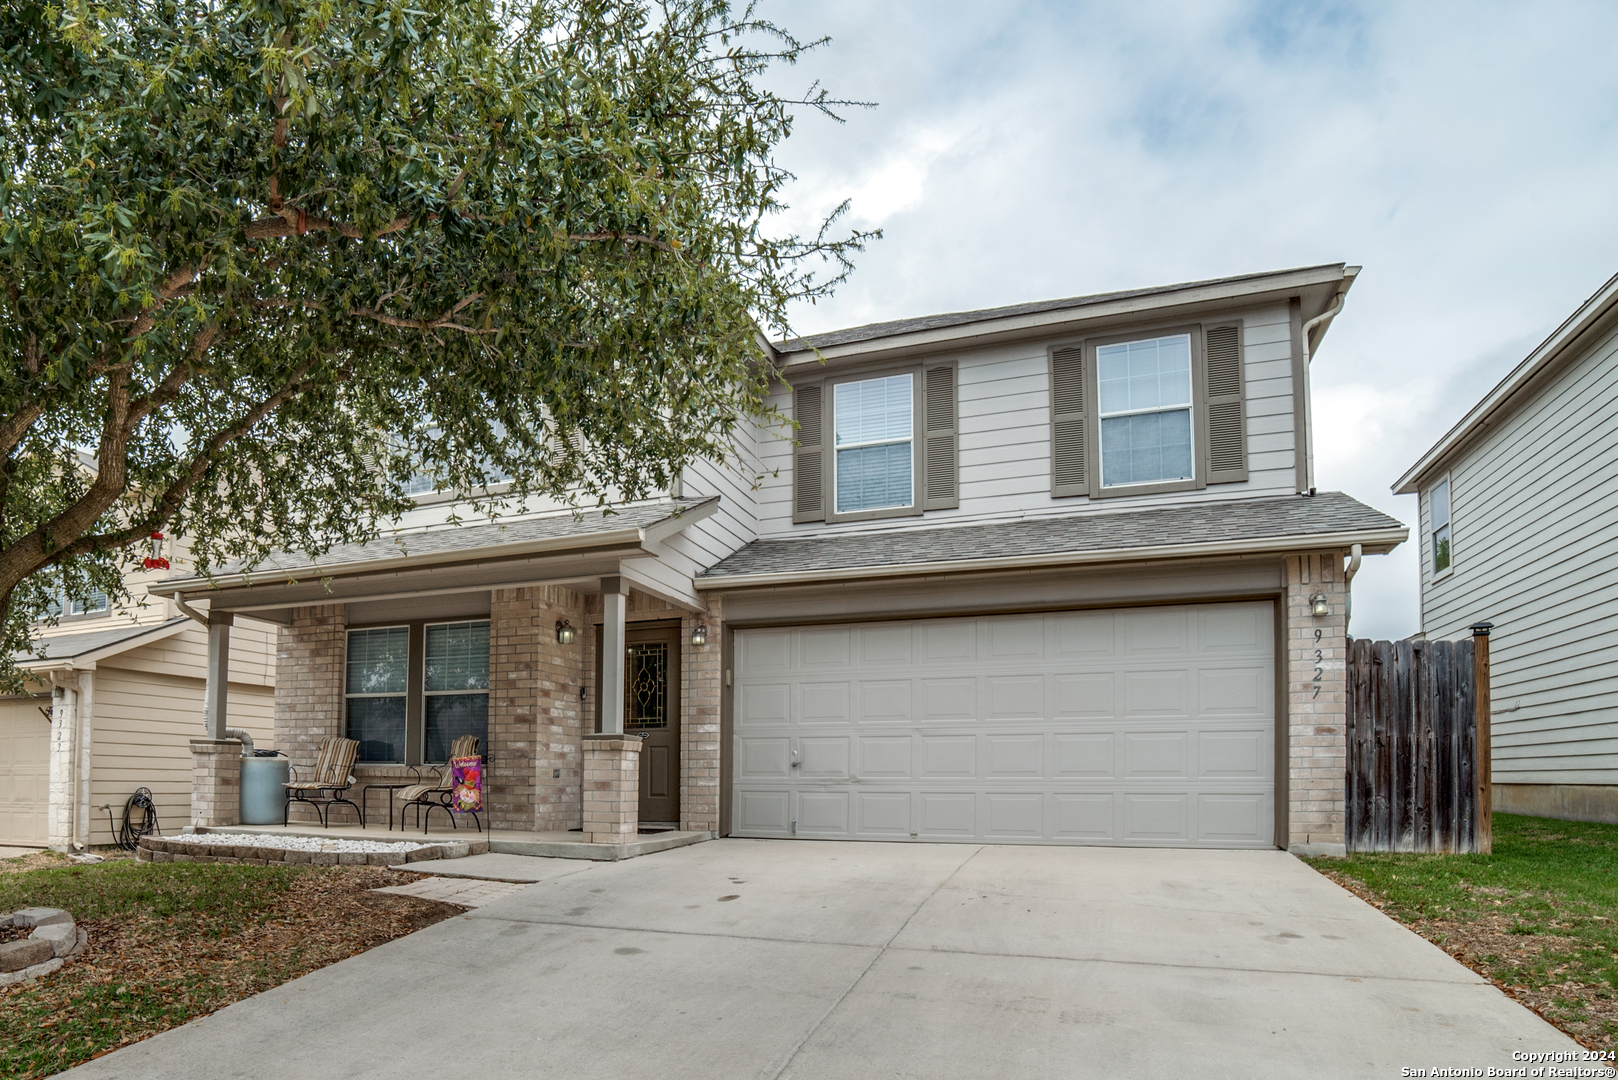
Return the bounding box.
[555,619,576,645]
[691,624,709,647]
[1310,593,1331,618]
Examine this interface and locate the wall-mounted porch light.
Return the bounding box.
[555,619,576,645]
[1309,593,1331,618]
[690,624,709,647]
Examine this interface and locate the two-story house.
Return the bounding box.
[164,262,1405,856]
[0,540,276,850]
[1396,270,1618,825]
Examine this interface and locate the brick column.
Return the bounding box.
[190,738,243,827]
[681,594,722,833]
[582,735,640,843]
[1285,550,1349,856]
[491,585,586,832]
[275,605,345,824]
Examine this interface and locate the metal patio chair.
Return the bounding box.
[284,736,363,827]
[396,735,483,834]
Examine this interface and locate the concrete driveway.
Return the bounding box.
[66,840,1579,1080]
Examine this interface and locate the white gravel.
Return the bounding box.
[171,832,432,855]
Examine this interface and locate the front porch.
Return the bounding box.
[165,500,726,856]
[191,821,712,862]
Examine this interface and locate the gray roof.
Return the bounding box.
[700,492,1405,581]
[777,264,1344,353]
[21,618,189,664]
[175,498,716,582]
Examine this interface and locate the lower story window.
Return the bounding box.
[344,620,490,763]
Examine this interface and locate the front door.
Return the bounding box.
[625,624,681,824]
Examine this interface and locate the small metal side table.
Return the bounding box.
[361,783,416,832]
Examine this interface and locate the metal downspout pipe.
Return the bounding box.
[1299,291,1348,495]
[75,670,94,850]
[1343,543,1363,635]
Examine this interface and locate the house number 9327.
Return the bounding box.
[1312,628,1323,699]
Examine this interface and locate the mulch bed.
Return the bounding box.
[1317,866,1618,1049]
[0,863,463,1079]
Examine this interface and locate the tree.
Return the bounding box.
[0,0,872,683]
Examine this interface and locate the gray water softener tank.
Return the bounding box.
[240,751,290,825]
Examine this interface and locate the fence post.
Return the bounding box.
[1471,622,1494,855]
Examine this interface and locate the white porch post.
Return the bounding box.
[599,576,626,735]
[204,612,233,739]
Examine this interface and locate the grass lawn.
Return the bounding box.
[0,849,462,1079]
[1306,812,1618,1049]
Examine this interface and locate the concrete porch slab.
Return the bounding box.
[488,830,711,861]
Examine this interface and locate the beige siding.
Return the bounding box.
[86,661,274,846]
[1420,316,1618,785]
[0,696,51,846]
[755,303,1299,538]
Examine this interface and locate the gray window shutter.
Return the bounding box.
[792,383,825,522]
[923,364,958,510]
[1049,344,1088,497]
[1201,323,1248,484]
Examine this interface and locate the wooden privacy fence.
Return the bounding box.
[1345,626,1493,854]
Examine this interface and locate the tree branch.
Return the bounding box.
[348,292,494,335]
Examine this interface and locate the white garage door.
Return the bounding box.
[0,697,51,847]
[732,602,1276,848]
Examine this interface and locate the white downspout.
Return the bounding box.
[1299,291,1348,495]
[1343,543,1363,635]
[75,670,94,850]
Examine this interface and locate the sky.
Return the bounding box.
[750,0,1618,642]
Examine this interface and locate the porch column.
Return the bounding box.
[204,612,233,739]
[582,735,640,844]
[599,576,627,735]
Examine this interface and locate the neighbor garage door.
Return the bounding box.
[731,602,1276,848]
[0,697,51,847]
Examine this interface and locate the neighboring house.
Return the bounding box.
[0,540,276,849]
[163,263,1405,855]
[1395,270,1618,825]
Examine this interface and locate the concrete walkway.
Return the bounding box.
[64,841,1580,1079]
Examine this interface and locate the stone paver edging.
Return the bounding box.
[137,836,488,867]
[1,907,86,986]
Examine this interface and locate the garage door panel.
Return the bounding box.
[858,680,913,723]
[857,792,912,835]
[986,676,1043,718]
[0,702,50,846]
[738,737,791,778]
[1124,793,1191,840]
[800,682,851,724]
[859,624,914,665]
[736,790,791,833]
[984,793,1043,838]
[739,629,792,673]
[1199,793,1267,843]
[738,684,791,726]
[1053,673,1114,717]
[796,792,851,836]
[858,736,913,778]
[1055,733,1115,778]
[800,627,852,668]
[1123,670,1189,717]
[919,793,976,836]
[1199,731,1267,778]
[1124,732,1188,777]
[1120,609,1190,657]
[733,602,1274,849]
[920,677,977,721]
[986,734,1044,778]
[920,735,976,778]
[799,737,850,778]
[1052,793,1115,838]
[1198,666,1267,714]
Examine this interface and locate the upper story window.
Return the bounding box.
[834,374,914,514]
[1429,476,1452,575]
[44,587,110,621]
[1051,321,1248,500]
[1097,334,1194,488]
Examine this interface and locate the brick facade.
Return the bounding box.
[1284,550,1350,854]
[680,594,722,833]
[581,735,640,843]
[189,738,243,827]
[275,605,346,824]
[490,585,586,832]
